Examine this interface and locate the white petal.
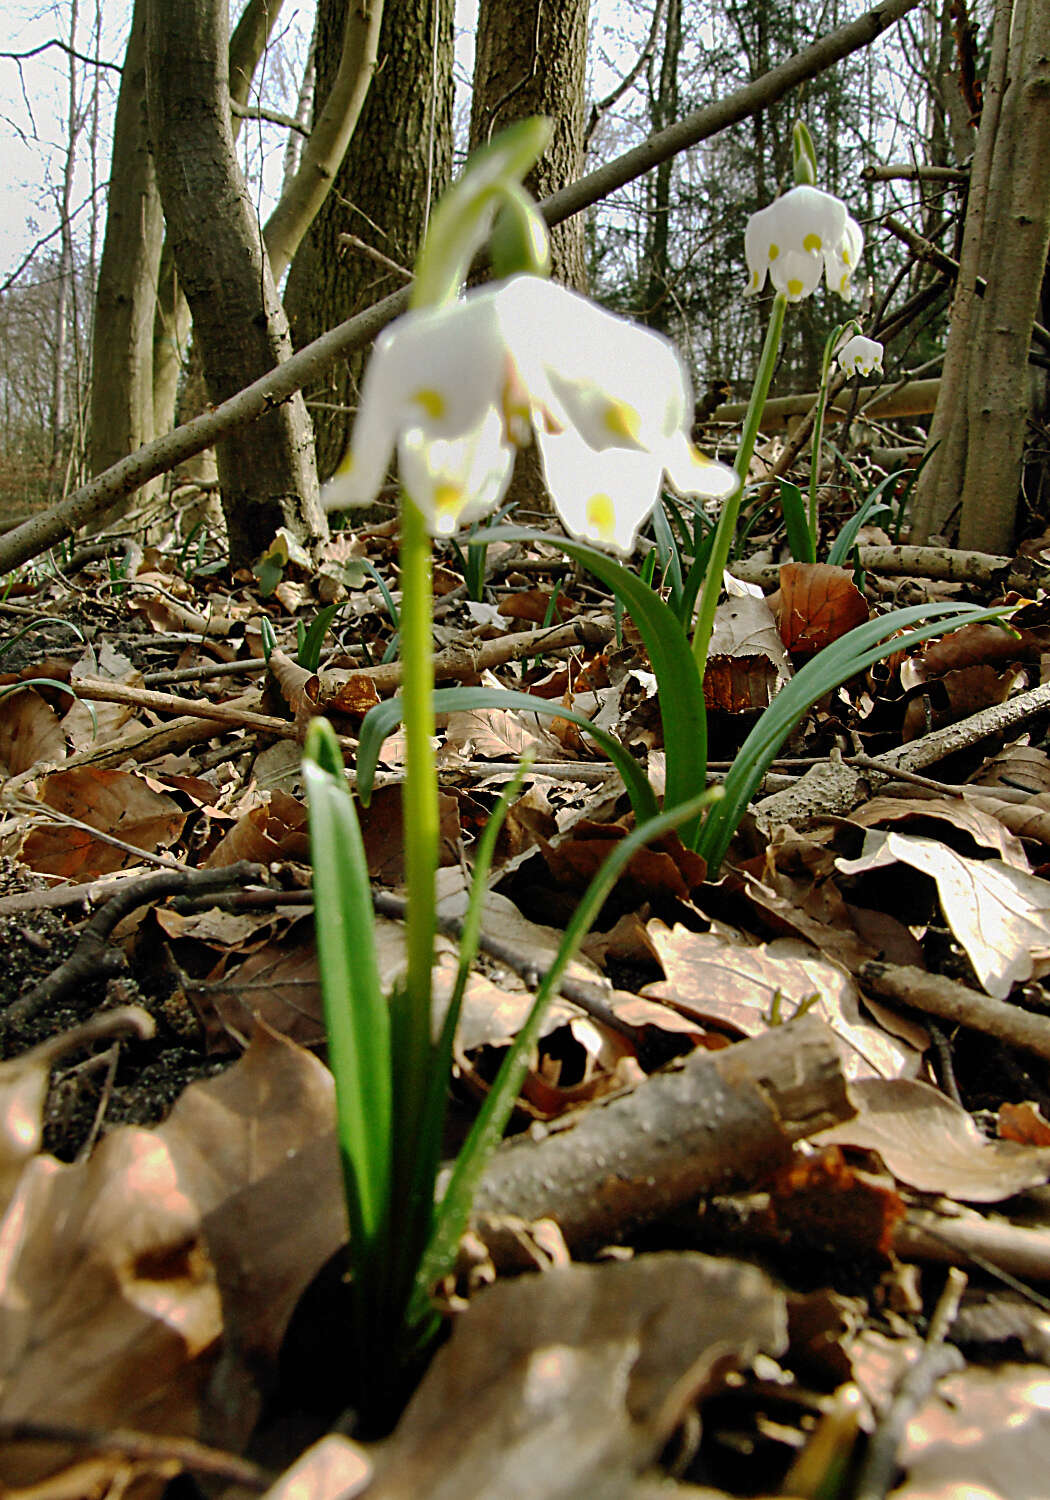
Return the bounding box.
[824,215,864,298]
[771,185,848,257]
[744,202,779,294]
[661,434,739,501]
[321,293,511,510]
[398,405,514,536]
[536,428,663,555]
[494,276,693,457]
[768,248,824,302]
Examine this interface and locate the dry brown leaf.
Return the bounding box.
[64,643,142,750]
[642,922,922,1080]
[970,743,1050,796]
[775,562,870,655]
[999,1100,1050,1147]
[367,1253,787,1500]
[260,1435,372,1500]
[837,829,1050,998]
[770,1146,906,1258]
[901,662,1022,742]
[203,788,310,868]
[849,795,1030,870]
[894,1364,1050,1499]
[19,766,186,877]
[0,1024,345,1487]
[816,1077,1050,1200]
[0,687,66,776]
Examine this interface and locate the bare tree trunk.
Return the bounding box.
[469,0,590,292]
[958,0,1050,551]
[284,0,455,480]
[467,0,589,521]
[90,0,164,493]
[151,0,287,446]
[145,0,325,565]
[642,0,681,332]
[910,0,1013,541]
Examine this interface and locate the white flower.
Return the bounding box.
[836,334,883,378]
[322,275,738,554]
[744,185,863,302]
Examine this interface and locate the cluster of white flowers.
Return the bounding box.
[744,185,863,303]
[322,276,738,556]
[836,333,884,378]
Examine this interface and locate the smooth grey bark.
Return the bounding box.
[145,0,324,565]
[151,0,287,446]
[958,0,1050,551]
[90,0,164,492]
[263,0,384,283]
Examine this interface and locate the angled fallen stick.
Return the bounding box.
[469,1013,852,1268]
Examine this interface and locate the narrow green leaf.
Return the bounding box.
[696,602,1013,874]
[473,526,708,827]
[357,685,660,823]
[407,782,723,1331]
[303,719,392,1256]
[779,479,816,563]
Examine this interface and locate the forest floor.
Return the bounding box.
[4,494,1050,1499]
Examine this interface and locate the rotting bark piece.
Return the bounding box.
[470,1014,852,1268]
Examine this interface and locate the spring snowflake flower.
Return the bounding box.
[836,334,884,378]
[322,275,738,555]
[744,185,863,302]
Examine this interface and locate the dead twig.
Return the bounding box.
[3,861,268,1031]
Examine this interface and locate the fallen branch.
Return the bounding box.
[858,961,1050,1064]
[468,1014,853,1268]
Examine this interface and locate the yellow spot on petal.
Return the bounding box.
[586,493,616,541]
[413,387,447,421]
[787,279,805,298]
[603,400,641,443]
[432,484,463,533]
[689,443,714,467]
[768,242,779,262]
[803,232,822,253]
[842,247,853,266]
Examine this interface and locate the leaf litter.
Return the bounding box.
[3,531,1050,1497]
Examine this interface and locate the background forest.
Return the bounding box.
[2,0,1038,564]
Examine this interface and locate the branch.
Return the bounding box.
[0,0,926,577]
[585,0,668,146]
[0,39,122,72]
[230,98,310,135]
[862,162,970,182]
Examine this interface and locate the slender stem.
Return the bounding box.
[395,495,438,1143]
[808,322,852,544]
[690,290,787,675]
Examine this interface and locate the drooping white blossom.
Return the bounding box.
[322,275,738,555]
[836,333,884,378]
[744,185,863,302]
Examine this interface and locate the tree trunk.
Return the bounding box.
[468,0,589,522]
[642,0,681,332]
[911,0,1013,541]
[152,0,287,447]
[958,0,1050,551]
[145,0,324,565]
[469,0,590,292]
[89,0,164,491]
[284,0,455,480]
